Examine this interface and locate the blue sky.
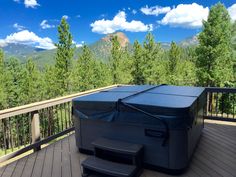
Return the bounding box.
[0,0,235,49]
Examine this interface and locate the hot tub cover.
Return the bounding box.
[73,85,205,126]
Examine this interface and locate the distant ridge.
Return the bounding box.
[1,32,199,66]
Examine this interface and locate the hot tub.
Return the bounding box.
[72,85,206,173]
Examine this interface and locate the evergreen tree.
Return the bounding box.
[43,66,58,99]
[167,42,182,84]
[110,36,122,84]
[0,50,7,109]
[143,32,164,84]
[71,45,96,91]
[131,40,145,84]
[54,17,75,95]
[4,58,24,107]
[231,21,236,82]
[168,42,181,74]
[21,59,42,104]
[196,3,233,87]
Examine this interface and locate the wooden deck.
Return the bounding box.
[0,120,236,177]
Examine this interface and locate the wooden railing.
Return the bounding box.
[204,87,236,122]
[0,85,119,162]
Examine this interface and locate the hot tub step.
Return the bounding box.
[82,156,137,177]
[92,138,143,155]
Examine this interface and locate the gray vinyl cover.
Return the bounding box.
[73,85,206,171]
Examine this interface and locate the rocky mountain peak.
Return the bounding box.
[101,32,129,47]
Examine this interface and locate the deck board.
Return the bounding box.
[51,141,62,177]
[0,120,236,177]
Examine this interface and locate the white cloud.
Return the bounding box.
[159,3,209,28]
[62,15,69,20]
[228,4,236,21]
[13,23,26,31]
[40,20,55,29]
[24,0,39,8]
[90,11,153,34]
[0,30,55,50]
[132,9,137,15]
[141,5,171,16]
[13,0,20,3]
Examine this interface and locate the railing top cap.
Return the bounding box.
[0,84,120,120]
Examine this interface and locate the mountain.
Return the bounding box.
[75,32,131,62]
[2,43,46,61]
[1,32,199,67]
[179,35,199,48]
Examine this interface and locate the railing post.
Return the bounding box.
[31,111,41,152]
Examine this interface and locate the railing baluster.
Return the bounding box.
[221,92,224,117]
[60,105,64,131]
[56,105,60,133]
[16,116,20,149]
[64,103,68,129]
[68,102,72,127]
[216,92,219,117]
[227,93,229,118]
[2,119,7,155]
[233,96,235,119]
[44,108,47,138]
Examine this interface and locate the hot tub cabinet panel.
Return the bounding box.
[72,85,206,173]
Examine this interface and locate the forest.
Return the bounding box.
[0,2,235,111]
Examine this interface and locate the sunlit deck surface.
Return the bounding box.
[0,119,236,177]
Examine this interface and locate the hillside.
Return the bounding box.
[1,32,199,67]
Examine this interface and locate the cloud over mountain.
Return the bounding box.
[0,30,55,50]
[90,11,153,34]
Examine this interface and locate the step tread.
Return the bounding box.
[82,156,137,177]
[92,138,143,155]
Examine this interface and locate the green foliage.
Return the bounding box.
[168,42,181,74]
[0,50,7,109]
[4,58,25,107]
[20,59,43,104]
[131,40,145,84]
[70,45,112,92]
[196,3,233,87]
[43,66,58,99]
[110,36,123,84]
[54,17,75,95]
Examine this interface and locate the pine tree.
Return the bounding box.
[4,58,24,107]
[110,36,122,84]
[232,21,236,82]
[0,50,7,109]
[72,45,95,91]
[43,66,58,99]
[168,42,181,74]
[54,17,75,95]
[131,40,145,84]
[167,42,182,84]
[143,32,165,84]
[21,59,42,104]
[196,3,233,87]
